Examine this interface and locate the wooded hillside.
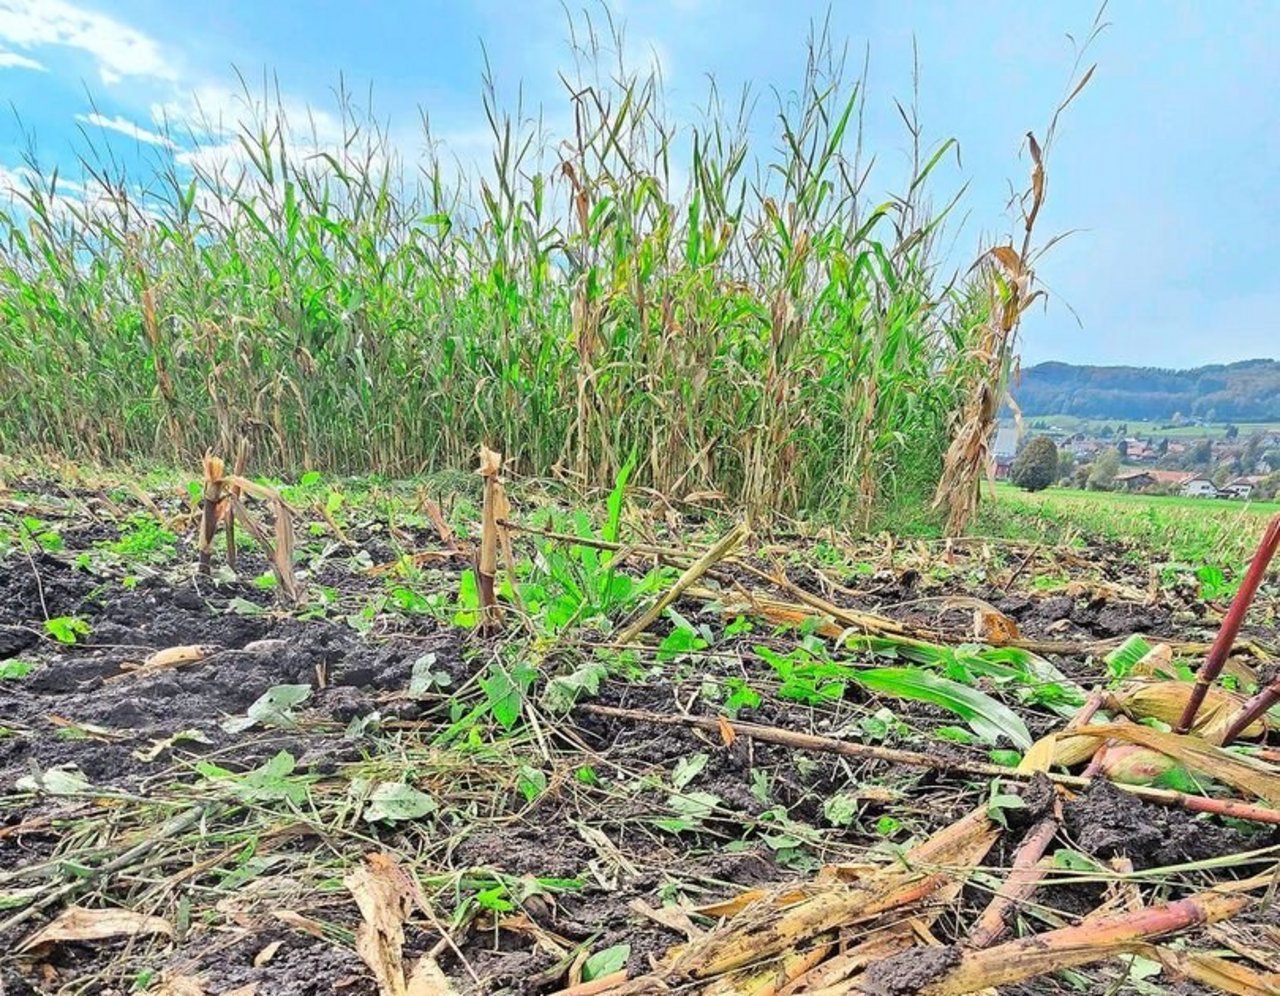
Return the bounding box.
[1010,358,1280,420]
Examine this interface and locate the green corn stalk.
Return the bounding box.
[0,12,1061,528]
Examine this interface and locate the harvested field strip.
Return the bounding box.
[1,464,1278,994]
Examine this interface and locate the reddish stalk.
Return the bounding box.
[966,798,1063,949]
[1218,676,1280,747]
[967,693,1107,949]
[920,886,1256,995]
[1176,513,1280,734]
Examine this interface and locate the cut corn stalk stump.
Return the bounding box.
[197,449,302,604]
[475,444,511,634]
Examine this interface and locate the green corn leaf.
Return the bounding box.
[854,667,1032,748]
[1104,635,1154,679]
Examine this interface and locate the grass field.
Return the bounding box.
[984,481,1280,572]
[1024,415,1280,440]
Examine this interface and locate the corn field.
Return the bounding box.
[0,23,1020,525]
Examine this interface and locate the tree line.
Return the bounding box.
[1009,359,1279,420]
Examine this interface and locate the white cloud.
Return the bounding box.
[0,0,177,84]
[0,48,45,71]
[173,139,245,178]
[162,83,346,142]
[78,112,177,149]
[0,162,127,220]
[0,163,35,196]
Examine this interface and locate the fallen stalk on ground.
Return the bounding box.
[615,522,749,645]
[578,704,1280,824]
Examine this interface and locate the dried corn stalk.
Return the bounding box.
[598,806,999,993]
[918,883,1259,994]
[476,445,506,634]
[196,450,301,604]
[933,55,1097,536]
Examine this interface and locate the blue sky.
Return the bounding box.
[1,0,1276,368]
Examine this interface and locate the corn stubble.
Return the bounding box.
[198,450,301,603]
[0,14,1091,530]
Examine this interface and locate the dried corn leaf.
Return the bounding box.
[270,909,329,938]
[253,941,283,967]
[18,904,174,953]
[693,887,816,920]
[973,608,1020,645]
[816,864,878,883]
[785,808,999,993]
[778,929,916,993]
[477,445,502,478]
[1073,724,1280,804]
[1131,642,1174,675]
[628,899,702,942]
[408,956,459,995]
[488,912,572,959]
[717,715,736,747]
[145,975,208,996]
[1140,944,1279,996]
[672,872,939,979]
[1016,733,1058,773]
[344,854,416,996]
[989,245,1023,278]
[704,940,833,995]
[222,473,283,504]
[666,807,997,982]
[1019,730,1099,771]
[1107,682,1266,742]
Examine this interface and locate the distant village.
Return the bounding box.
[993,419,1280,500]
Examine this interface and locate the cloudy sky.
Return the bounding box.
[1,0,1276,368]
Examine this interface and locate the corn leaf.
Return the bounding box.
[854,667,1032,748]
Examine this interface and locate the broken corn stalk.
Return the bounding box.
[918,885,1257,994]
[197,451,301,603]
[475,444,507,634]
[615,521,748,646]
[198,453,225,577]
[644,807,997,986]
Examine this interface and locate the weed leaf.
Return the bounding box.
[16,764,91,796]
[542,661,606,713]
[583,943,631,981]
[671,753,709,790]
[222,683,312,733]
[363,782,437,823]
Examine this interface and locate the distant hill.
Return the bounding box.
[1009,359,1280,421]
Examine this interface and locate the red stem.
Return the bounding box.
[1175,513,1280,734]
[1218,676,1280,747]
